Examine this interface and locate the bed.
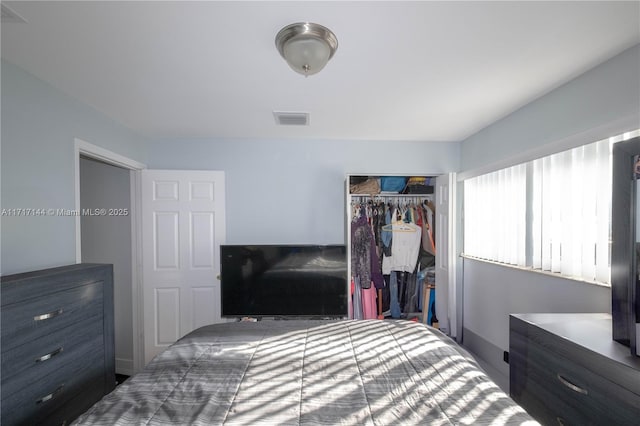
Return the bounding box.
[73,319,536,425]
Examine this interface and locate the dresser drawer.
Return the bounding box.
[510,314,640,426]
[511,330,640,424]
[37,384,106,426]
[1,343,105,426]
[0,264,114,426]
[1,318,103,392]
[1,281,104,350]
[509,364,592,426]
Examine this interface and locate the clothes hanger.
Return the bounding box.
[381,208,417,232]
[393,223,417,232]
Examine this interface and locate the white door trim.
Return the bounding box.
[74,138,147,373]
[434,172,457,339]
[74,138,146,261]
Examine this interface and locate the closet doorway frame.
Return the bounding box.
[345,173,458,339]
[74,138,147,373]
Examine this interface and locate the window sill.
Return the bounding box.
[460,254,611,288]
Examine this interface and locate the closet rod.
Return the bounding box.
[349,193,433,198]
[350,195,433,204]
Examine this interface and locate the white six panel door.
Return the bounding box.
[141,170,225,364]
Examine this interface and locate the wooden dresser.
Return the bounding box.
[510,313,640,425]
[1,264,115,425]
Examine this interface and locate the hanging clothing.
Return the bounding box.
[387,272,401,319]
[351,211,372,289]
[416,267,427,312]
[369,228,384,290]
[381,205,392,256]
[351,206,384,290]
[348,278,354,319]
[381,221,422,274]
[404,272,419,314]
[352,277,364,320]
[350,195,434,319]
[421,202,436,255]
[371,202,384,254]
[361,285,378,320]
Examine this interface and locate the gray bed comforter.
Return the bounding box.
[74,320,537,425]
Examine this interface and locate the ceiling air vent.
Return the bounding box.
[1,4,27,23]
[273,111,309,126]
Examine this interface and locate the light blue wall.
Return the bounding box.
[148,138,459,245]
[0,57,460,274]
[459,44,640,372]
[1,60,148,275]
[462,45,640,172]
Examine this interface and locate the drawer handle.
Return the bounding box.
[36,384,64,404]
[35,346,63,363]
[34,308,63,322]
[557,373,588,395]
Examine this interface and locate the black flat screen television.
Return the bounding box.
[220,244,348,318]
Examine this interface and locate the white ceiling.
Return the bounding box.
[2,1,639,142]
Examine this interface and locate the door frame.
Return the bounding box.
[435,172,458,340]
[74,138,147,373]
[345,172,458,332]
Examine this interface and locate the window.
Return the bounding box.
[464,164,526,266]
[531,139,611,282]
[464,129,640,284]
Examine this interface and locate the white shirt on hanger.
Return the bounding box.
[381,222,422,274]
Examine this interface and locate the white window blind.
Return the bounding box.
[532,139,611,282]
[464,129,639,285]
[464,164,526,266]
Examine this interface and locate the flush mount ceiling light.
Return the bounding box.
[275,22,338,77]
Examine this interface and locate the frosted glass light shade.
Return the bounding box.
[276,22,338,76]
[283,37,331,75]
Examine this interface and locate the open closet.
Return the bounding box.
[346,174,440,326]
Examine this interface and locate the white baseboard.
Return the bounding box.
[461,327,509,393]
[116,357,134,376]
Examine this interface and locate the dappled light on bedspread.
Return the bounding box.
[73,320,538,425]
